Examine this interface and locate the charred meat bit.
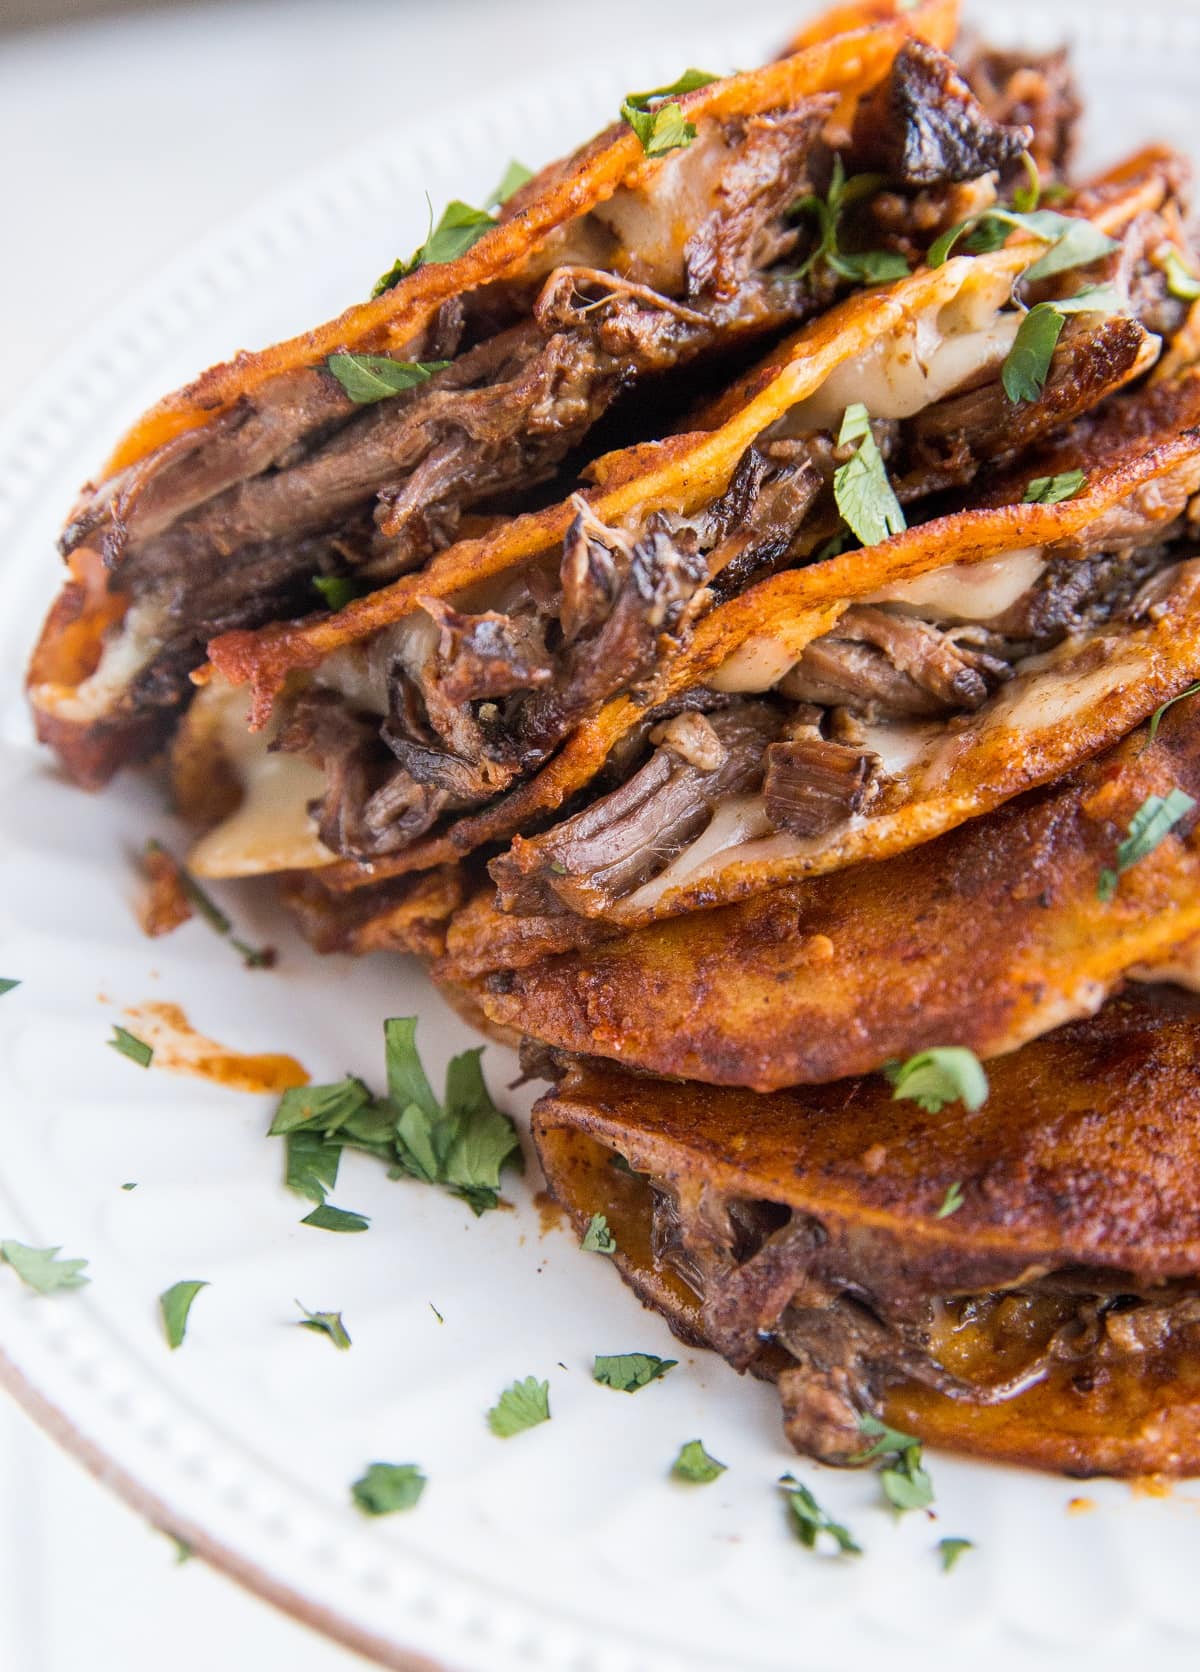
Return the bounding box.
[851,40,1033,188]
[762,737,881,838]
[490,703,783,916]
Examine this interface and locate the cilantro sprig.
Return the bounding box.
[0,979,19,997]
[885,1047,989,1114]
[269,1018,521,1219]
[297,1303,351,1350]
[791,157,909,287]
[580,1213,617,1254]
[620,70,717,157]
[928,206,1119,276]
[1097,788,1196,901]
[832,403,906,547]
[1001,283,1124,404]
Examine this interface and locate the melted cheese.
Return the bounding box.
[867,548,1045,622]
[185,685,334,879]
[709,627,826,694]
[31,600,166,722]
[781,263,1020,429]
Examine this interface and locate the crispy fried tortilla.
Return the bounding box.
[171,159,1190,889]
[451,694,1200,1088]
[532,987,1200,1475]
[30,0,968,789]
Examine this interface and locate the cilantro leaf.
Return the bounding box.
[1163,247,1200,303]
[620,70,716,158]
[109,1025,153,1069]
[312,575,367,612]
[829,247,910,283]
[489,159,533,205]
[371,198,498,296]
[0,979,19,997]
[1145,682,1200,750]
[928,206,1119,275]
[935,1181,965,1219]
[270,1077,374,1137]
[1098,788,1196,901]
[1001,303,1066,403]
[351,1462,426,1516]
[1002,285,1124,404]
[1,1240,89,1294]
[159,1280,208,1349]
[671,1439,726,1483]
[854,1414,934,1514]
[580,1213,617,1254]
[296,1302,351,1350]
[144,839,272,968]
[779,1475,862,1555]
[327,353,450,406]
[622,68,719,106]
[833,403,906,547]
[1012,152,1041,214]
[885,1047,989,1113]
[938,1536,975,1571]
[301,1204,370,1233]
[1023,468,1086,504]
[487,1375,551,1437]
[121,1182,137,1191]
[284,1131,341,1205]
[593,1352,677,1392]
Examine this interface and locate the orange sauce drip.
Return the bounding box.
[125,1002,308,1094]
[534,1190,567,1234]
[1066,1497,1096,1516]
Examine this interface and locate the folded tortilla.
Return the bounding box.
[532,985,1200,1475]
[171,153,1186,892]
[447,686,1200,1087]
[29,0,964,789]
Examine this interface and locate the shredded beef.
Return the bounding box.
[762,737,881,837]
[961,44,1082,180]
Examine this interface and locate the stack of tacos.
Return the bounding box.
[28,0,1200,1474]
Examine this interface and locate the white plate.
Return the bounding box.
[3,5,1200,1669]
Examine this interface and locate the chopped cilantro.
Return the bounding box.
[935,1181,965,1219]
[779,1475,862,1555]
[372,197,498,296]
[928,206,1119,275]
[487,1376,551,1437]
[296,1302,351,1350]
[1,1240,89,1294]
[833,403,906,547]
[159,1280,208,1349]
[791,156,909,287]
[1097,788,1196,901]
[351,1462,426,1516]
[938,1536,975,1571]
[854,1414,934,1513]
[312,575,366,612]
[671,1439,726,1483]
[120,1182,138,1191]
[269,1020,520,1217]
[1012,152,1041,214]
[1023,468,1086,504]
[300,1204,370,1234]
[1002,284,1124,404]
[593,1352,677,1392]
[580,1213,617,1254]
[886,1047,989,1114]
[620,69,717,157]
[109,1025,153,1069]
[429,1302,444,1323]
[0,979,19,997]
[327,353,450,405]
[490,159,533,205]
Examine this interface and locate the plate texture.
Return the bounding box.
[3,5,1200,1668]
